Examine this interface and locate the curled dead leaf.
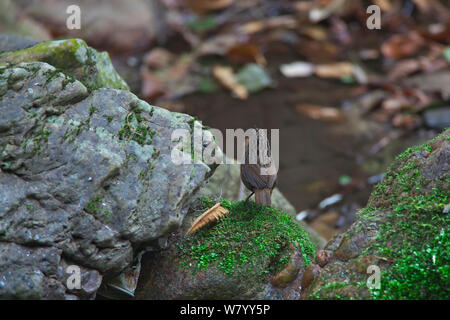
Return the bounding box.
[315,62,354,78]
[381,32,425,59]
[187,203,230,235]
[212,65,248,99]
[295,104,345,122]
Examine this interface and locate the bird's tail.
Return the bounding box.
[255,188,272,206]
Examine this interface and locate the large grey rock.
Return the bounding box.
[0,59,217,298]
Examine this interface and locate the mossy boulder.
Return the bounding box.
[302,128,450,299]
[135,199,315,299]
[199,159,327,249]
[0,38,129,91]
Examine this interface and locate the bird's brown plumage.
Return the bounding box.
[240,129,277,206]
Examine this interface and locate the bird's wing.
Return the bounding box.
[241,164,277,189]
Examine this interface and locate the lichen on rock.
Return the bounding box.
[0,38,129,91]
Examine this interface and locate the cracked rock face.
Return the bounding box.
[0,55,217,298]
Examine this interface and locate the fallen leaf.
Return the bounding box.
[140,70,166,100]
[298,41,340,63]
[295,104,345,121]
[372,0,396,12]
[143,48,174,69]
[359,49,379,60]
[239,20,266,34]
[213,65,248,99]
[236,63,273,93]
[387,59,421,81]
[280,61,315,78]
[187,203,229,235]
[420,22,450,43]
[140,53,198,101]
[381,95,412,114]
[300,26,328,41]
[315,62,354,78]
[187,0,234,14]
[381,32,425,59]
[265,15,298,29]
[309,0,356,22]
[197,34,241,56]
[392,113,422,130]
[226,43,266,65]
[443,47,450,62]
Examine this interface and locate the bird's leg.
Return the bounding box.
[245,191,254,202]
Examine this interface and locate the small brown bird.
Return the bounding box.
[240,128,277,206]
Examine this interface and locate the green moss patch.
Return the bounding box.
[360,132,449,299]
[0,39,129,91]
[177,198,315,279]
[118,110,156,146]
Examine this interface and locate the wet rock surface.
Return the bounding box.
[0,40,217,299]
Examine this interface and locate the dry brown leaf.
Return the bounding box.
[295,104,345,121]
[308,0,356,22]
[212,65,248,99]
[187,0,233,14]
[387,59,421,81]
[143,48,174,69]
[239,21,266,35]
[140,70,166,100]
[314,62,354,78]
[381,32,425,59]
[392,113,422,130]
[381,95,411,114]
[226,43,266,66]
[238,16,297,35]
[359,49,379,60]
[372,0,396,12]
[420,22,450,43]
[298,41,340,64]
[197,34,241,57]
[187,203,230,235]
[300,26,328,41]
